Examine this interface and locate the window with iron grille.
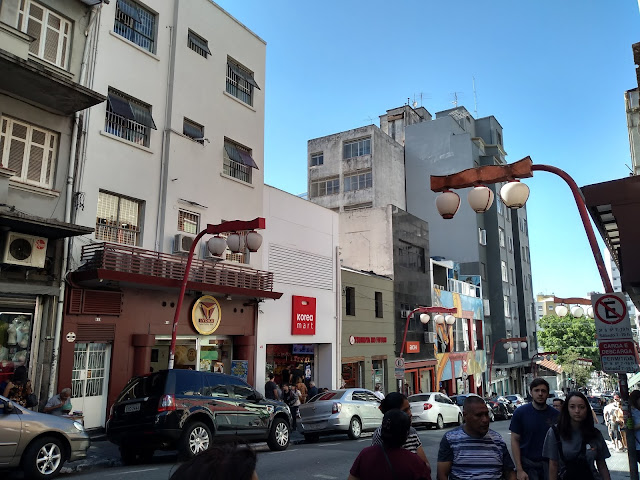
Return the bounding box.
[344,170,372,192]
[343,138,371,159]
[345,287,355,316]
[178,209,199,235]
[18,0,71,69]
[503,295,510,317]
[501,261,508,282]
[188,30,211,58]
[183,118,204,143]
[95,190,143,246]
[310,177,339,198]
[114,0,156,53]
[105,88,156,147]
[498,227,505,248]
[375,292,383,318]
[226,58,260,106]
[223,139,253,184]
[310,152,323,166]
[0,116,58,189]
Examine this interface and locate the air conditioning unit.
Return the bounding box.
[424,331,436,344]
[173,234,195,254]
[400,310,409,318]
[2,232,48,268]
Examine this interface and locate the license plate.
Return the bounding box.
[306,422,323,431]
[124,403,141,413]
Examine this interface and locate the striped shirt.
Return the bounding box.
[371,426,422,453]
[438,426,515,480]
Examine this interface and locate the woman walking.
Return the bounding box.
[282,384,300,430]
[542,391,611,480]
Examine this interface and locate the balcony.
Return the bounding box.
[69,242,282,299]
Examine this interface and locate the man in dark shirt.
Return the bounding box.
[264,373,278,400]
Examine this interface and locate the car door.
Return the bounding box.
[0,400,21,466]
[363,391,382,428]
[227,377,270,438]
[440,394,458,422]
[350,391,370,427]
[202,373,236,436]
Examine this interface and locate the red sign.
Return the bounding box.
[35,239,46,250]
[292,296,316,335]
[406,341,420,353]
[599,340,636,357]
[598,340,640,373]
[349,336,388,345]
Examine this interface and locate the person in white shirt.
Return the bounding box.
[373,384,385,400]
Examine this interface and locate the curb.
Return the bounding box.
[61,458,122,474]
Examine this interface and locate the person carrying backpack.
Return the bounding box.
[542,392,611,480]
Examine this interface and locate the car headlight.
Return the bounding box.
[284,405,290,413]
[73,421,85,432]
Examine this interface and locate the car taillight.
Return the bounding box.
[108,403,115,421]
[158,394,175,412]
[332,402,342,414]
[423,403,433,410]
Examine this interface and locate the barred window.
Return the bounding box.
[343,138,371,159]
[344,170,372,192]
[501,261,508,282]
[95,190,143,246]
[188,30,211,58]
[114,0,156,53]
[178,209,199,234]
[310,152,323,166]
[226,58,260,106]
[223,139,256,184]
[310,177,339,198]
[498,227,505,247]
[105,88,156,147]
[183,118,204,143]
[0,116,58,189]
[18,0,72,69]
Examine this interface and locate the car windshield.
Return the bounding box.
[116,371,166,402]
[408,394,431,402]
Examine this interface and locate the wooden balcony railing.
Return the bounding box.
[80,242,274,292]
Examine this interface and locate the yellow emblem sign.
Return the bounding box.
[191,295,222,335]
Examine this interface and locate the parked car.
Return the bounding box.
[0,395,90,479]
[106,369,292,463]
[408,392,463,429]
[587,396,604,415]
[505,394,525,407]
[298,388,382,442]
[547,390,567,406]
[486,400,511,420]
[449,394,495,422]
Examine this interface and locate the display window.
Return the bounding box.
[265,344,314,386]
[150,337,233,374]
[0,312,33,383]
[342,362,362,388]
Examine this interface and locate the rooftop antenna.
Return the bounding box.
[451,92,463,108]
[472,76,478,118]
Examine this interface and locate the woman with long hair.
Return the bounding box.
[542,392,611,480]
[2,365,32,407]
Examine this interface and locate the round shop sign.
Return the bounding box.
[191,295,222,335]
[349,335,355,345]
[66,332,76,343]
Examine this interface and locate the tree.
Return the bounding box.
[538,313,600,371]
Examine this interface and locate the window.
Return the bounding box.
[345,287,355,316]
[496,130,502,146]
[526,246,531,263]
[343,138,371,159]
[310,152,323,167]
[498,227,505,247]
[398,241,425,272]
[496,193,503,214]
[522,246,527,263]
[223,139,257,184]
[375,292,383,318]
[114,0,156,53]
[0,116,57,189]
[501,261,508,282]
[105,88,156,147]
[504,295,510,317]
[537,305,543,311]
[18,1,71,69]
[183,118,204,143]
[344,202,373,211]
[188,30,211,58]
[344,170,372,192]
[480,262,487,279]
[95,190,143,246]
[510,268,515,285]
[310,177,339,198]
[478,228,487,245]
[508,236,513,253]
[226,58,259,106]
[178,209,199,234]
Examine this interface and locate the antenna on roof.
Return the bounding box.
[451,92,463,108]
[473,76,478,118]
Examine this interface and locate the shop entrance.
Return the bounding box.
[266,344,315,386]
[151,336,232,373]
[71,343,111,429]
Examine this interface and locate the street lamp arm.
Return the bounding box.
[530,164,613,294]
[488,337,527,386]
[207,217,265,235]
[400,306,456,358]
[431,157,534,192]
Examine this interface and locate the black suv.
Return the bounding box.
[106,369,292,463]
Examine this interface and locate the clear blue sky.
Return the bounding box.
[215,0,638,299]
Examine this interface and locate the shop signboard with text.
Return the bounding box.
[292,295,316,335]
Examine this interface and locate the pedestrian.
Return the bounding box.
[291,364,304,384]
[371,392,428,465]
[307,381,318,399]
[373,384,385,401]
[349,409,431,480]
[552,398,564,412]
[43,388,73,415]
[437,395,516,480]
[282,384,300,430]
[2,365,34,408]
[542,392,611,480]
[440,386,447,395]
[169,443,258,480]
[280,366,290,386]
[264,373,279,400]
[603,398,619,449]
[509,378,559,480]
[295,376,308,404]
[629,390,640,453]
[612,396,627,451]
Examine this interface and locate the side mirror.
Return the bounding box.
[0,399,14,414]
[251,391,264,402]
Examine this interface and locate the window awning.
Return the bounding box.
[107,93,135,120]
[228,62,261,90]
[117,0,141,22]
[183,121,203,140]
[224,144,259,169]
[131,104,157,130]
[189,33,211,55]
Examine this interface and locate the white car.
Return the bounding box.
[408,392,463,429]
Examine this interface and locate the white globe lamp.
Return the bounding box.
[246,231,263,252]
[586,306,594,319]
[571,306,584,318]
[445,315,456,325]
[226,233,243,253]
[434,314,445,325]
[467,185,494,213]
[500,180,530,209]
[420,313,430,324]
[435,190,461,219]
[520,342,528,349]
[555,305,568,317]
[503,342,511,350]
[207,236,227,256]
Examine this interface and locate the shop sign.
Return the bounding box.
[292,296,316,335]
[598,340,640,373]
[349,335,388,345]
[191,295,222,335]
[406,341,420,353]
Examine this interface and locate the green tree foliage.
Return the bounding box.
[538,313,600,371]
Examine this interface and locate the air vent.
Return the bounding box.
[2,233,47,268]
[174,234,195,254]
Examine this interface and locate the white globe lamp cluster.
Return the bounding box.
[206,230,263,257]
[436,181,531,219]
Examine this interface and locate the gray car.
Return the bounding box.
[298,388,382,442]
[0,395,90,479]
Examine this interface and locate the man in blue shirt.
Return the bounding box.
[509,378,559,480]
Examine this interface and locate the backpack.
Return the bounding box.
[551,426,595,480]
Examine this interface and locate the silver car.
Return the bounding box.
[408,392,463,429]
[298,388,382,442]
[0,395,90,479]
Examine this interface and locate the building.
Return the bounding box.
[624,88,640,176]
[0,0,105,401]
[604,249,638,337]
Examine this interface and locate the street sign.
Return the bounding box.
[591,293,634,340]
[599,340,640,373]
[395,357,405,369]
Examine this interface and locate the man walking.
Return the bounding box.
[264,373,279,400]
[509,378,559,480]
[438,395,515,480]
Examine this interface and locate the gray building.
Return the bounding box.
[0,0,104,401]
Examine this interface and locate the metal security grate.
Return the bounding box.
[95,191,142,246]
[178,209,199,234]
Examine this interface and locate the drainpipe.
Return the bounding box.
[49,5,100,398]
[335,246,342,389]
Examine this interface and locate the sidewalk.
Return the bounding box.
[604,439,634,480]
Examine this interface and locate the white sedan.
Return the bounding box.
[408,392,463,429]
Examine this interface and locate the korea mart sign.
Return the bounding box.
[292,295,316,335]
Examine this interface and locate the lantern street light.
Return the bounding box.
[168,217,265,369]
[488,337,527,386]
[400,306,457,357]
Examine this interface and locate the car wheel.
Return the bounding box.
[347,416,362,439]
[457,413,463,426]
[436,414,444,429]
[22,436,66,480]
[180,421,211,459]
[267,417,290,451]
[304,433,320,443]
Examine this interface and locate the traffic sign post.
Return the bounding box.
[394,357,405,380]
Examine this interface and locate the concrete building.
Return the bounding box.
[625,88,640,176]
[0,0,104,402]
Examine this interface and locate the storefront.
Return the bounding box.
[0,296,37,385]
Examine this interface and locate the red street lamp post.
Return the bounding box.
[168,217,265,370]
[400,306,457,357]
[488,337,527,387]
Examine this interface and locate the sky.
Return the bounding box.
[215,0,639,299]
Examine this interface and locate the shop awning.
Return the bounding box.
[0,209,94,239]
